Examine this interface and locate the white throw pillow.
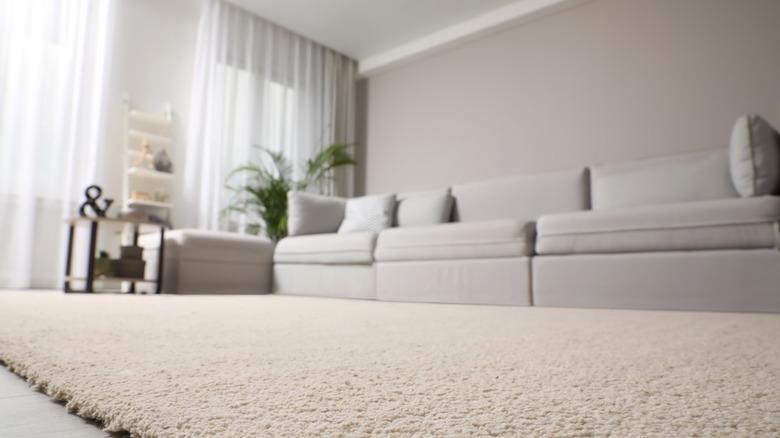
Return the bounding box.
[395,188,453,227]
[287,191,345,236]
[729,114,780,197]
[338,194,396,234]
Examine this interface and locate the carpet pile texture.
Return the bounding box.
[0,292,778,437]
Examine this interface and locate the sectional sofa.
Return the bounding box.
[274,168,587,306]
[270,145,780,312]
[151,115,780,312]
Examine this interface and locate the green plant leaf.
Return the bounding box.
[223,143,354,241]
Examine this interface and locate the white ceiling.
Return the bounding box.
[228,0,520,58]
[227,0,583,75]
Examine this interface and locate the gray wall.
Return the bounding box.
[359,0,780,195]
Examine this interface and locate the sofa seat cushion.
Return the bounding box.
[274,231,377,264]
[153,229,274,264]
[375,219,533,262]
[536,196,780,255]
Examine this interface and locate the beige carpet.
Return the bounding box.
[0,292,778,437]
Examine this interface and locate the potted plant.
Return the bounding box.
[224,143,355,242]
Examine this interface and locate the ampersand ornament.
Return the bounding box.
[78,185,114,217]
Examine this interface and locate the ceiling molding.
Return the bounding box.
[358,0,588,77]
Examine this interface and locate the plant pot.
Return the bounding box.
[94,258,116,277]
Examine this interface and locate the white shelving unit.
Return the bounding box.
[121,95,174,222]
[127,166,174,181]
[128,129,173,146]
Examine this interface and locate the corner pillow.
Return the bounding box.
[338,194,396,234]
[287,191,345,236]
[729,114,780,197]
[394,188,453,227]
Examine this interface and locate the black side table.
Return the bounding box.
[64,216,166,294]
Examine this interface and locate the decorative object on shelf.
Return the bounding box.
[134,137,155,169]
[116,245,145,279]
[116,259,145,279]
[119,245,143,259]
[153,148,173,173]
[224,143,355,242]
[131,190,152,201]
[79,185,114,217]
[152,189,169,202]
[94,251,116,277]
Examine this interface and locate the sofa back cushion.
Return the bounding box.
[287,191,345,236]
[338,194,396,234]
[394,188,453,227]
[590,148,737,210]
[451,168,590,223]
[730,114,780,197]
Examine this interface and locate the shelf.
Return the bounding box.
[127,166,173,181]
[128,109,171,126]
[128,129,172,146]
[67,275,156,284]
[123,101,174,223]
[126,199,173,209]
[67,215,167,227]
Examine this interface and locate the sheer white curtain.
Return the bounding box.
[0,0,113,288]
[184,0,357,231]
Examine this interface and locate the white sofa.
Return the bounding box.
[374,169,588,305]
[273,170,588,305]
[533,149,780,312]
[272,144,780,312]
[150,116,779,312]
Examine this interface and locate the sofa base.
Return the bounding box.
[273,264,375,299]
[376,257,531,306]
[139,229,273,294]
[533,249,780,312]
[144,251,271,294]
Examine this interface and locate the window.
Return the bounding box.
[216,63,295,166]
[215,63,296,231]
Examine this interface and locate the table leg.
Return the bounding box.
[85,221,98,293]
[156,227,165,294]
[130,224,139,294]
[63,224,75,293]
